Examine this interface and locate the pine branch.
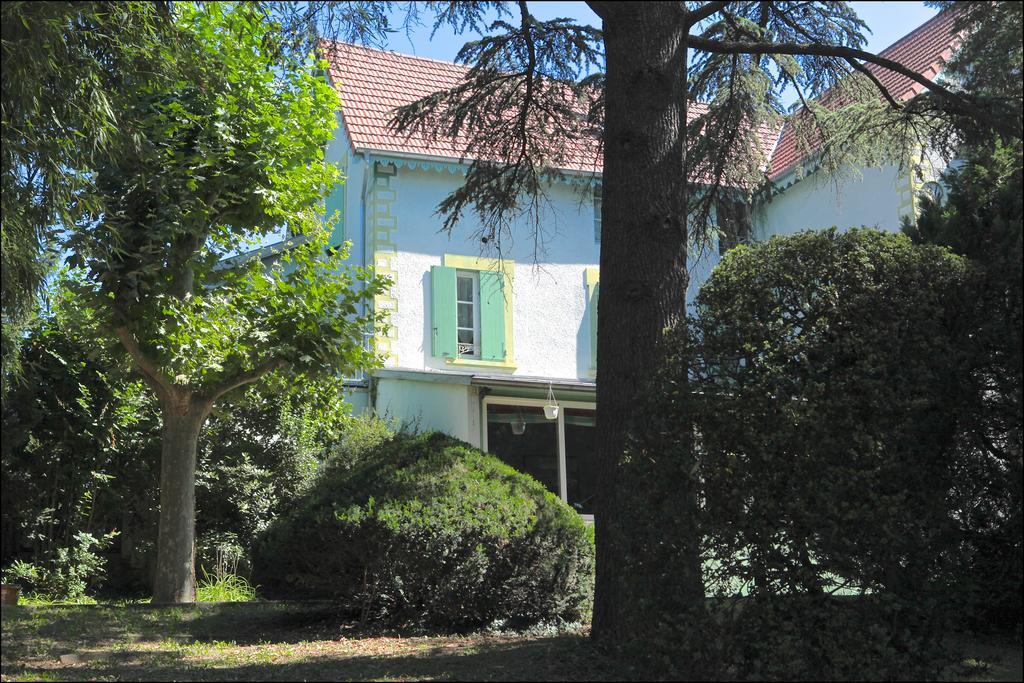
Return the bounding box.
[686,34,1008,137]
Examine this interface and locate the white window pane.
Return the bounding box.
[458,302,473,328]
[457,276,474,301]
[458,328,475,344]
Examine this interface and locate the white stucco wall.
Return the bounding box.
[368,163,602,381]
[375,377,481,446]
[755,165,912,239]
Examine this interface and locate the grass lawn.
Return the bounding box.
[0,602,624,681]
[1,602,1020,681]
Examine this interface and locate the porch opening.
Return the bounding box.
[483,398,596,519]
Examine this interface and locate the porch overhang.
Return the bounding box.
[373,368,595,399]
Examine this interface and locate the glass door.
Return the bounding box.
[485,404,558,496]
[483,398,596,520]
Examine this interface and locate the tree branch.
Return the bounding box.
[200,356,287,403]
[844,57,903,110]
[764,6,904,112]
[686,34,1004,133]
[113,326,175,397]
[684,1,732,30]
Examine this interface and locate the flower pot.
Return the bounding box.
[543,404,559,420]
[0,584,20,606]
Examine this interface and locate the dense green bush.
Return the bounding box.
[252,431,595,630]
[1,532,117,601]
[1,281,357,596]
[905,139,1022,633]
[620,229,982,678]
[324,412,396,473]
[691,229,972,604]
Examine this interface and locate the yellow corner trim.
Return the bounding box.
[586,267,599,371]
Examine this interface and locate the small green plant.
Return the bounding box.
[195,572,258,603]
[1,531,116,601]
[17,593,99,606]
[194,532,258,602]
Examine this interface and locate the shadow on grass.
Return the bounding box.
[4,636,621,682]
[2,603,625,682]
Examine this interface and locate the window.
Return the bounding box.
[484,398,597,520]
[716,199,752,255]
[456,271,480,358]
[593,185,602,244]
[430,256,513,364]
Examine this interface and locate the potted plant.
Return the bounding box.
[0,584,20,606]
[543,382,560,420]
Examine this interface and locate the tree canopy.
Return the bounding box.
[11,2,389,603]
[1,1,178,385]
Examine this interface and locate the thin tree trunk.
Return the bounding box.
[152,395,209,604]
[592,2,703,641]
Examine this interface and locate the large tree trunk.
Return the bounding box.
[152,395,210,604]
[592,3,703,642]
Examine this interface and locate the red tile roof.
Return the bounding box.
[320,41,776,177]
[768,9,961,180]
[321,8,958,185]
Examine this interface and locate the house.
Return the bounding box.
[251,10,960,519]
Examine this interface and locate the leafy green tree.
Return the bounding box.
[1,1,177,386]
[2,279,360,598]
[62,3,385,603]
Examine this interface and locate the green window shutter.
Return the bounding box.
[325,183,346,248]
[479,270,506,361]
[589,282,599,369]
[431,266,457,358]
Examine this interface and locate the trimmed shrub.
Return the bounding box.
[619,229,983,678]
[325,413,395,473]
[252,431,594,630]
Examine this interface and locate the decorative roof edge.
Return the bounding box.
[364,150,602,188]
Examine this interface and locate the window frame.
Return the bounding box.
[716,198,753,256]
[455,270,481,359]
[441,254,516,368]
[481,395,597,523]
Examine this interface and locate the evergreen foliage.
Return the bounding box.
[253,431,595,631]
[903,143,1022,631]
[624,229,997,678]
[1,1,176,383]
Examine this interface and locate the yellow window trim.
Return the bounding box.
[585,267,599,375]
[445,357,518,369]
[444,253,516,281]
[443,253,516,367]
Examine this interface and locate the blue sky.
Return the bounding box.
[383,2,938,61]
[377,1,939,106]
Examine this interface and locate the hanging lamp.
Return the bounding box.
[511,408,527,435]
